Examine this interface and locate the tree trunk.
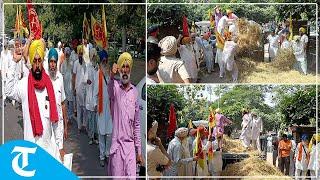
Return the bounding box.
[121,27,127,52]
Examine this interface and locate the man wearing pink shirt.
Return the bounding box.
[107,52,143,177]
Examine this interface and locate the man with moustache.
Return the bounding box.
[47,48,69,159]
[5,36,62,161]
[107,52,143,176]
[95,50,113,167]
[72,45,87,134]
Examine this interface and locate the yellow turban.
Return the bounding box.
[77,45,84,54]
[29,40,45,65]
[309,134,320,151]
[226,9,233,15]
[299,27,306,33]
[117,52,133,69]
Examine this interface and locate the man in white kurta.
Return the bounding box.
[222,33,238,82]
[5,39,62,161]
[1,44,11,100]
[178,36,198,82]
[164,128,198,177]
[294,135,309,179]
[85,49,98,146]
[215,15,228,78]
[267,30,279,61]
[95,50,113,167]
[47,48,68,157]
[240,110,252,150]
[61,47,74,122]
[292,36,307,75]
[72,45,87,133]
[251,110,263,153]
[190,33,202,72]
[157,36,191,83]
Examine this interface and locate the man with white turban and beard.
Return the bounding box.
[5,35,63,161]
[108,52,143,176]
[157,36,191,83]
[164,127,198,177]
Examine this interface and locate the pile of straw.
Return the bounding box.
[221,154,286,177]
[236,18,262,54]
[223,136,246,153]
[270,48,296,71]
[237,57,317,83]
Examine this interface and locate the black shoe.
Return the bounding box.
[100,160,105,167]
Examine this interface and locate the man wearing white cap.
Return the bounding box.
[164,127,198,177]
[157,36,191,83]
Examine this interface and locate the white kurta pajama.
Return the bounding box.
[5,62,62,161]
[85,62,98,139]
[294,143,309,179]
[51,72,66,151]
[73,59,87,130]
[61,58,74,121]
[240,114,252,148]
[95,68,113,160]
[308,143,320,180]
[164,137,194,177]
[292,40,307,75]
[191,40,201,71]
[251,116,263,153]
[215,16,228,77]
[267,34,279,60]
[222,40,238,82]
[178,45,198,81]
[201,39,214,73]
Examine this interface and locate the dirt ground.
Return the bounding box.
[198,58,317,84]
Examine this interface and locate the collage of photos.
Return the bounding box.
[0,0,318,179]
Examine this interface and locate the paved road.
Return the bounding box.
[2,59,146,176]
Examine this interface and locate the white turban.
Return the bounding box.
[158,36,177,56]
[175,127,188,138]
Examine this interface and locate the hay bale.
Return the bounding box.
[221,155,287,177]
[271,48,296,71]
[236,18,262,54]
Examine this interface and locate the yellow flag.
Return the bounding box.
[188,120,193,129]
[101,5,108,50]
[289,14,293,41]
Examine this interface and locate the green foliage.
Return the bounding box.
[4,3,145,47]
[147,85,185,127]
[276,85,316,127]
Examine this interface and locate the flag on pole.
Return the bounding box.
[209,10,215,29]
[27,0,42,39]
[101,5,108,50]
[182,15,189,37]
[193,128,205,169]
[14,6,20,39]
[19,5,29,37]
[83,13,90,40]
[289,14,293,41]
[167,103,177,138]
[188,120,193,129]
[91,14,105,49]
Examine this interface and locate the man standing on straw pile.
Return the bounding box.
[251,110,263,153]
[267,29,280,61]
[108,52,143,176]
[292,35,307,75]
[294,134,309,179]
[278,134,292,175]
[240,109,252,151]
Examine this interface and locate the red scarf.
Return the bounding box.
[28,70,59,137]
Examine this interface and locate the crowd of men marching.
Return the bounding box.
[0,34,144,176]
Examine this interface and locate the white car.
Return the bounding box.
[135,77,146,162]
